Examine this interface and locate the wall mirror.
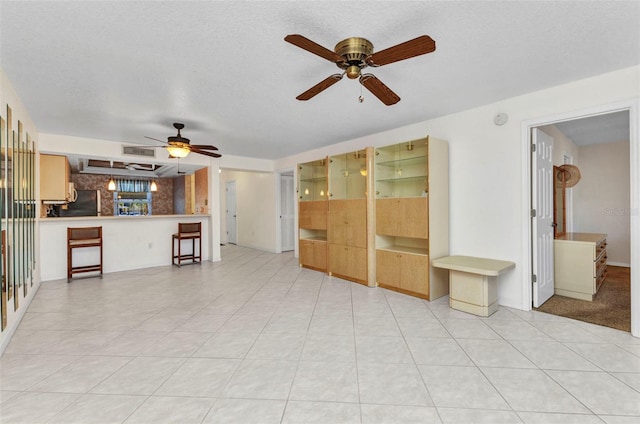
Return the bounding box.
[1,116,6,329]
[0,105,37,329]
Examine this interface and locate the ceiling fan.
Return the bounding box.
[145,123,221,158]
[284,34,436,105]
[124,162,155,172]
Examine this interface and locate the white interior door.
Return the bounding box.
[280,175,295,252]
[226,181,237,245]
[532,128,555,307]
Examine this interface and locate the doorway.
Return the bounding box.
[524,101,638,336]
[226,180,237,245]
[280,173,295,252]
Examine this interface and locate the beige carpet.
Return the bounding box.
[535,266,631,332]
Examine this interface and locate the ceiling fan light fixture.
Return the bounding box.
[166,145,190,158]
[346,65,361,79]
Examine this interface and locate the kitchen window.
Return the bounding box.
[112,179,153,216]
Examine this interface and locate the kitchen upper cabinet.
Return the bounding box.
[40,154,70,201]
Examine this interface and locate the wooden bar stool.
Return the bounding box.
[67,226,103,282]
[172,222,202,267]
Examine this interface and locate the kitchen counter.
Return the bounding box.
[40,214,211,222]
[39,215,213,281]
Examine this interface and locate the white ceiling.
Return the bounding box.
[1,1,638,161]
[554,111,630,146]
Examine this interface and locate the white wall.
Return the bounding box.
[276,65,640,310]
[0,68,41,353]
[574,141,631,266]
[540,125,580,166]
[219,170,278,252]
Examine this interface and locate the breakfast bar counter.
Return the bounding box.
[39,215,211,281]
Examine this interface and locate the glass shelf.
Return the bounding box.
[375,138,428,198]
[376,175,427,184]
[299,159,328,202]
[329,150,367,200]
[375,138,428,199]
[375,155,427,168]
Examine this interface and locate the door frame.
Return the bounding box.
[225,180,237,245]
[275,170,295,253]
[520,99,639,337]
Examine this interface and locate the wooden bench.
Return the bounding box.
[432,255,515,317]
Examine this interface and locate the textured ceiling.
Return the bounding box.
[1,1,638,160]
[554,111,630,146]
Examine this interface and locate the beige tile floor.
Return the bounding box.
[1,245,639,423]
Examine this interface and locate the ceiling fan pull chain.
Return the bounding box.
[359,83,364,103]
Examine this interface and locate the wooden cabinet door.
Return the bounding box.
[329,244,367,282]
[312,240,327,270]
[376,249,400,288]
[376,199,398,236]
[40,154,69,200]
[328,200,347,245]
[329,199,366,248]
[399,253,429,296]
[397,197,428,239]
[299,201,327,230]
[300,239,327,271]
[346,246,367,282]
[376,198,428,239]
[345,200,367,248]
[299,239,314,267]
[328,243,348,276]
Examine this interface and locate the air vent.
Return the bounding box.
[122,145,156,158]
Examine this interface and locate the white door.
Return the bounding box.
[226,181,237,245]
[532,128,555,307]
[280,175,295,251]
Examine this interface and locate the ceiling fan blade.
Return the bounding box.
[144,136,167,144]
[191,147,221,158]
[366,35,436,67]
[189,144,219,151]
[285,34,344,63]
[359,74,400,106]
[296,74,343,101]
